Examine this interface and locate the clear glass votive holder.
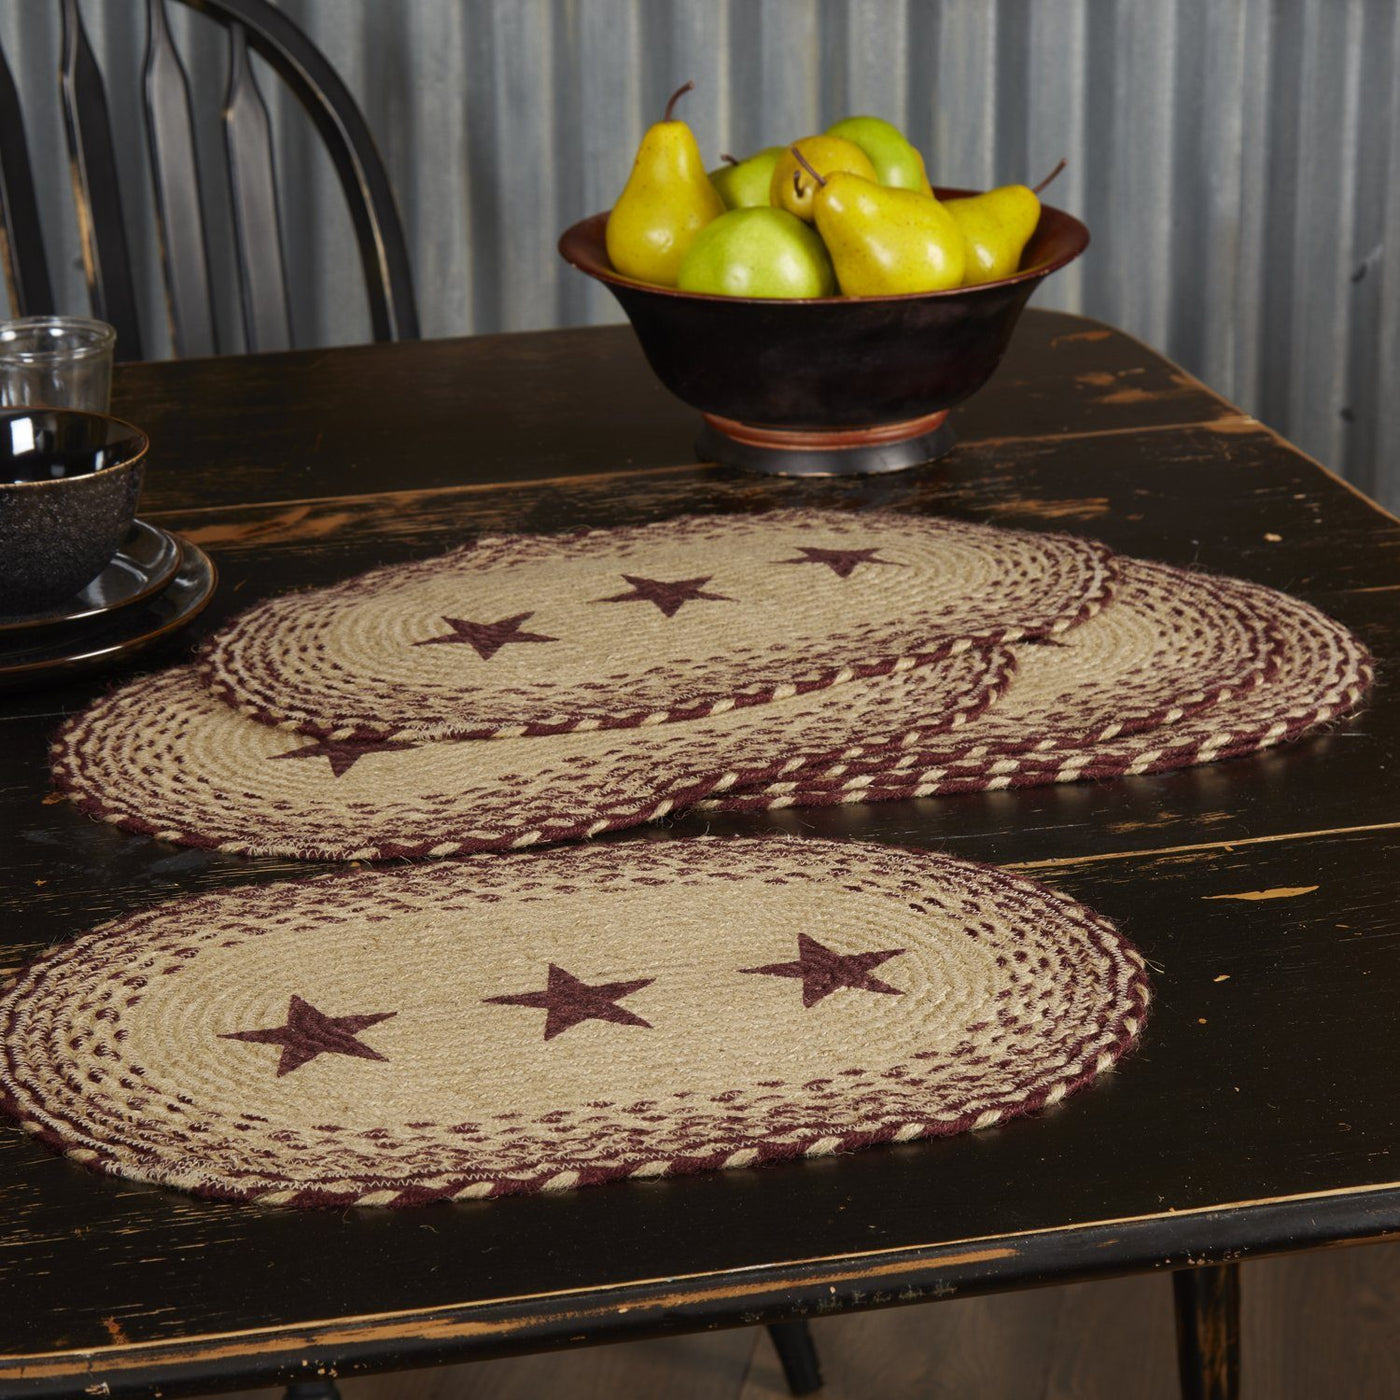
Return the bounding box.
[0,316,117,414]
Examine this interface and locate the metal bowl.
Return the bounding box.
[558,189,1089,475]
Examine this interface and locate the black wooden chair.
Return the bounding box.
[0,0,419,359]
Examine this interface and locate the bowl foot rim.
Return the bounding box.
[695,411,955,477]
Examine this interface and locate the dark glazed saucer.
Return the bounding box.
[0,537,217,692]
[0,520,180,633]
[559,190,1090,476]
[0,408,149,610]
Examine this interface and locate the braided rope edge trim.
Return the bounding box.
[706,655,1375,813]
[772,606,1290,780]
[48,643,1020,863]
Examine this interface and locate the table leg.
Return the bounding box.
[767,1319,823,1395]
[1173,1262,1240,1400]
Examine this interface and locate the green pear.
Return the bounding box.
[945,185,1042,284]
[677,208,836,298]
[825,116,928,192]
[708,147,784,208]
[606,81,725,287]
[796,152,965,295]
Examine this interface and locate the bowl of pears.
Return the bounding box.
[558,83,1089,476]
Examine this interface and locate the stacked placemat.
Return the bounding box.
[12,506,1368,1205]
[51,507,1370,859]
[705,559,1373,812]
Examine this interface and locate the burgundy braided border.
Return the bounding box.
[48,643,1019,863]
[708,656,1375,813]
[750,563,1292,780]
[0,846,1150,1209]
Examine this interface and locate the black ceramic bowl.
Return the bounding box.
[559,189,1089,474]
[0,408,149,611]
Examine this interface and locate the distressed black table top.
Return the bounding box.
[1,310,1397,1399]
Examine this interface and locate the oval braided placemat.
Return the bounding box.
[51,640,1013,861]
[199,509,1115,740]
[0,839,1149,1208]
[708,557,1285,798]
[706,575,1372,812]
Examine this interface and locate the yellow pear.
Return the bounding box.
[945,186,1042,284]
[798,153,965,295]
[946,159,1063,285]
[770,135,877,223]
[606,81,724,287]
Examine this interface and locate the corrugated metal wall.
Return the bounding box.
[5,0,1399,507]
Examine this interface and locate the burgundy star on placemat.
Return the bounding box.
[741,933,905,1008]
[412,611,558,659]
[594,574,732,618]
[269,736,419,778]
[220,995,396,1076]
[777,546,904,579]
[484,963,654,1040]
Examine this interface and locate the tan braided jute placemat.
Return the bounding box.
[51,641,1013,861]
[707,577,1372,813]
[199,509,1115,740]
[819,556,1279,762]
[0,838,1150,1207]
[707,557,1286,799]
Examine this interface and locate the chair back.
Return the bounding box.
[0,0,418,360]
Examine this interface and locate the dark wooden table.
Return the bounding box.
[1,309,1397,1400]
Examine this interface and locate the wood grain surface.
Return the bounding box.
[0,309,1395,1398]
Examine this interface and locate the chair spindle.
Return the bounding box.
[0,43,55,317]
[223,21,292,353]
[144,0,218,356]
[59,0,144,359]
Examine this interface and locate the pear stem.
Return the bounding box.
[719,153,740,167]
[1032,158,1067,195]
[663,80,695,122]
[790,146,826,188]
